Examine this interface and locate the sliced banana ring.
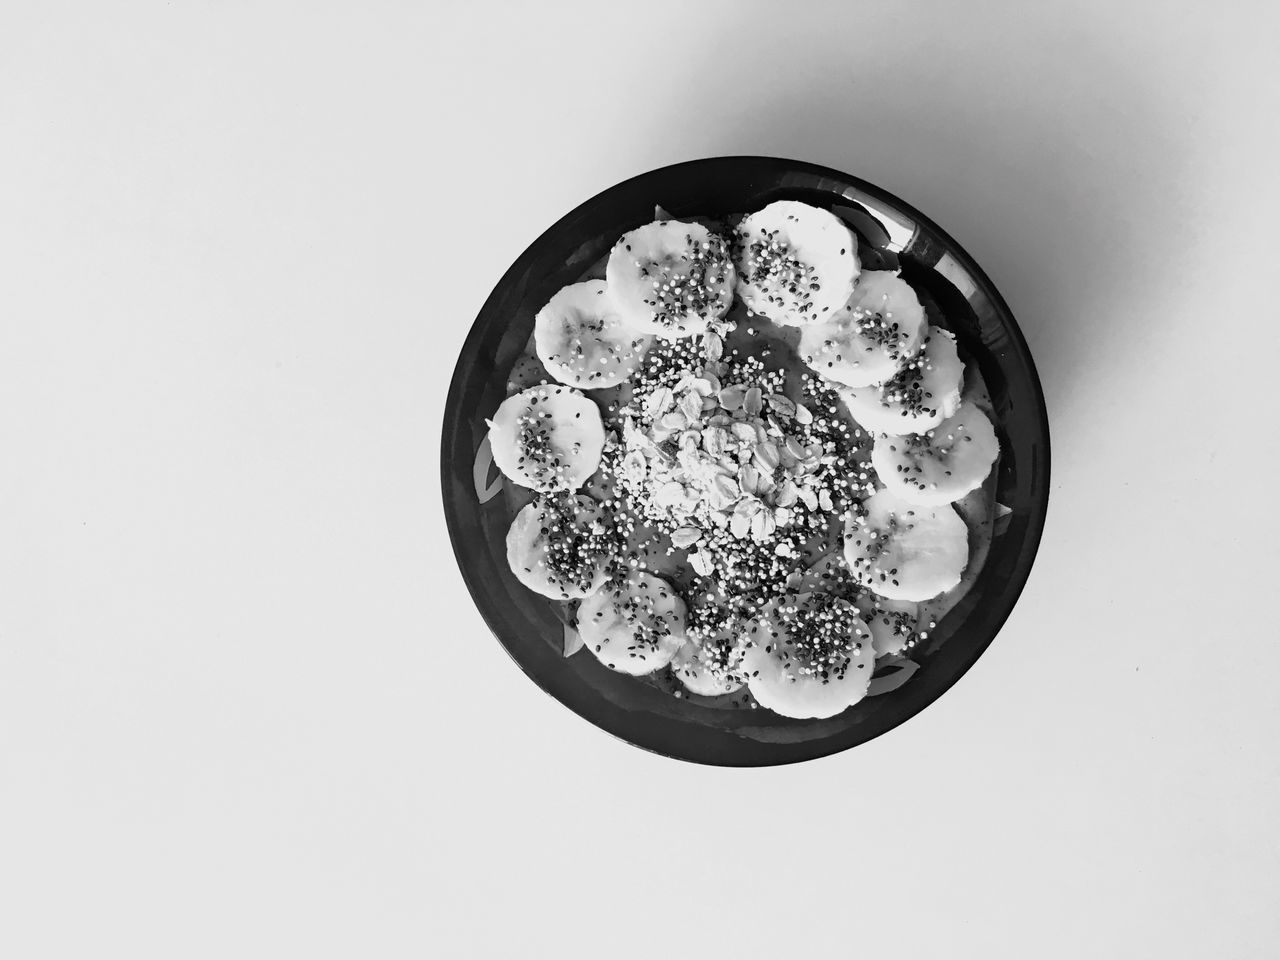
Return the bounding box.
[799,271,927,387]
[534,279,654,389]
[505,494,612,600]
[605,220,734,339]
[488,384,605,493]
[854,591,921,658]
[671,627,746,697]
[843,487,968,602]
[742,593,875,719]
[577,571,687,676]
[733,200,860,327]
[839,326,963,435]
[871,400,1000,506]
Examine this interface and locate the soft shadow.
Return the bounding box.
[688,22,1194,426]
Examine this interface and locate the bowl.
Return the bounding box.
[441,157,1050,766]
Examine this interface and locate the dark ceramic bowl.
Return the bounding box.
[441,157,1049,766]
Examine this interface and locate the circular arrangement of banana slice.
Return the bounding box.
[577,570,688,675]
[871,399,1000,506]
[843,487,969,602]
[742,594,875,719]
[798,270,927,387]
[488,384,605,492]
[505,494,612,600]
[534,279,654,389]
[482,198,1004,720]
[733,200,860,327]
[605,220,735,338]
[839,327,964,435]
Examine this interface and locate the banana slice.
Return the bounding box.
[605,220,734,338]
[839,327,963,434]
[871,399,1000,505]
[843,487,968,602]
[798,271,926,387]
[505,494,612,600]
[742,593,875,719]
[488,385,605,492]
[853,592,921,658]
[671,627,746,697]
[534,279,654,389]
[733,201,860,327]
[577,571,687,675]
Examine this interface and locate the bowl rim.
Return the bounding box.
[441,155,1051,766]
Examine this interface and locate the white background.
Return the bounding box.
[2,2,1278,957]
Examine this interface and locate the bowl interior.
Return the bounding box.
[442,157,1049,766]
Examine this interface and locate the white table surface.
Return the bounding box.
[3,2,1278,957]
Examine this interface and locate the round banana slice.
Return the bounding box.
[733,200,860,327]
[534,279,654,389]
[577,571,687,675]
[671,627,746,697]
[605,220,734,339]
[871,400,999,506]
[505,494,613,601]
[853,591,921,658]
[742,594,875,719]
[840,327,963,435]
[798,271,927,387]
[843,487,968,602]
[487,385,605,493]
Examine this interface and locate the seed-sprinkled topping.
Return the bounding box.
[535,493,617,594]
[631,232,732,333]
[495,204,996,716]
[774,593,867,683]
[878,349,939,419]
[682,598,752,681]
[734,227,824,323]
